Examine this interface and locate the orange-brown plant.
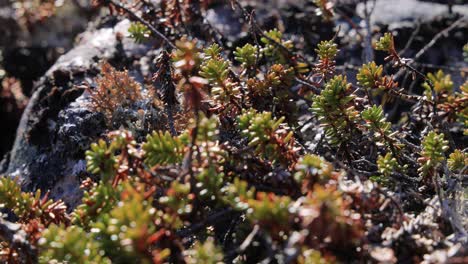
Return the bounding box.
[88,63,142,123]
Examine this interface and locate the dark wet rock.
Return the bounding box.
[206,4,245,44]
[3,19,154,207]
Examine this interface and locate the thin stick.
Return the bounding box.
[414,16,466,60]
[294,77,321,94]
[393,15,466,80]
[225,225,260,259]
[239,225,260,252]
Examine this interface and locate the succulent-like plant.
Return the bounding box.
[370,153,401,186]
[418,131,449,177]
[238,109,296,164]
[200,44,242,114]
[142,131,189,167]
[422,70,453,100]
[3,2,468,263]
[71,182,122,228]
[39,225,111,264]
[247,64,295,114]
[186,237,224,264]
[361,105,399,151]
[159,181,193,221]
[375,32,395,53]
[85,139,118,181]
[311,75,358,146]
[238,110,285,152]
[246,192,293,235]
[172,37,202,74]
[447,149,467,173]
[234,43,259,69]
[377,153,400,178]
[357,61,383,89]
[0,177,67,225]
[315,40,338,61]
[226,180,294,237]
[314,39,339,78]
[222,178,255,211]
[294,154,337,193]
[261,29,293,64]
[91,182,170,263]
[128,22,151,43]
[200,51,230,84]
[0,177,36,219]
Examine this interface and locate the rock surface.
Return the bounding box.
[0,1,92,158]
[4,19,153,207]
[357,0,468,26]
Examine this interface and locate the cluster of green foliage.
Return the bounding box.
[234,43,258,70]
[374,32,395,52]
[448,149,467,173]
[312,75,358,146]
[1,1,466,263]
[423,70,453,97]
[238,109,295,164]
[128,22,151,43]
[314,40,339,78]
[143,131,189,166]
[418,131,449,178]
[261,29,293,64]
[0,177,67,225]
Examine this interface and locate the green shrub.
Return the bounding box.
[1,1,466,263]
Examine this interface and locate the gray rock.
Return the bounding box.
[205,4,245,43]
[4,19,153,208]
[357,0,468,26]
